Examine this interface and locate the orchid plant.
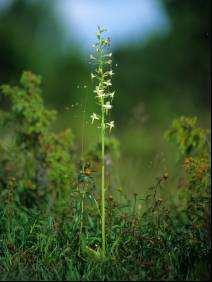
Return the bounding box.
[90,26,115,257]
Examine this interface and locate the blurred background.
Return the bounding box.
[0,0,211,196]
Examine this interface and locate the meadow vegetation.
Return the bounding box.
[0,28,210,281]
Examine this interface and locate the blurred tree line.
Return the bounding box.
[0,0,211,126]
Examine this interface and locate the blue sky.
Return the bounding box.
[56,0,170,51]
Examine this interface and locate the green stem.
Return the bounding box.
[78,189,85,256]
[101,98,106,257]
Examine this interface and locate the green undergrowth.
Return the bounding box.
[0,72,211,281]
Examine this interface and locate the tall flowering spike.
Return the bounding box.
[90,26,115,132]
[89,27,116,257]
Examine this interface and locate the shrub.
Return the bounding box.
[0,71,75,207]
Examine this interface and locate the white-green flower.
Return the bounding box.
[98,26,107,33]
[104,53,112,58]
[97,93,105,99]
[108,70,114,76]
[91,113,99,123]
[109,91,115,99]
[106,59,112,65]
[104,80,112,87]
[103,101,112,110]
[91,73,96,79]
[90,54,96,60]
[94,86,105,98]
[106,121,115,132]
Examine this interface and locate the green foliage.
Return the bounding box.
[164,116,209,157]
[0,71,75,207]
[165,116,210,280]
[0,71,56,138]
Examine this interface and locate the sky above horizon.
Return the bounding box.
[55,0,170,52]
[0,0,170,52]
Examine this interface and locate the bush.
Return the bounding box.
[0,71,75,207]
